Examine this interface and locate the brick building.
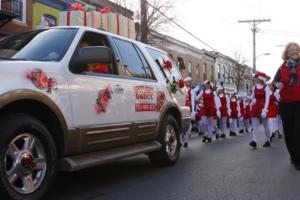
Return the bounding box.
[149,31,215,84]
[0,0,33,37]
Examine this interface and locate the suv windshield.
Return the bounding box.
[0,28,77,62]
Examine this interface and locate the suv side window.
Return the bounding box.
[135,45,156,80]
[78,32,116,75]
[113,38,149,79]
[146,47,182,80]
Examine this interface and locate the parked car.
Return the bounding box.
[0,26,190,200]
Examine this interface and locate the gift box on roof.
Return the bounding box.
[88,11,101,28]
[100,13,109,31]
[59,11,91,26]
[128,19,136,40]
[59,2,91,27]
[118,15,128,37]
[103,12,120,35]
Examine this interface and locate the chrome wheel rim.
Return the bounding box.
[165,124,178,157]
[4,133,47,194]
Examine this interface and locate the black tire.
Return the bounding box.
[148,115,181,166]
[0,114,57,200]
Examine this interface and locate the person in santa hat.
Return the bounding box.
[249,71,271,148]
[243,97,251,133]
[195,99,207,137]
[276,114,283,139]
[262,83,280,141]
[237,94,245,134]
[217,86,230,138]
[182,77,193,148]
[273,42,300,170]
[229,93,239,136]
[193,80,221,143]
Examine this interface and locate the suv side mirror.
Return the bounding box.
[70,46,113,74]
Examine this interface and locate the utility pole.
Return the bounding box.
[238,19,271,73]
[140,0,148,43]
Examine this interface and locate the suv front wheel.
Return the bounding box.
[148,115,181,166]
[0,114,57,200]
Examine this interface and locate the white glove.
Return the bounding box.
[250,99,256,106]
[228,109,231,116]
[261,109,267,118]
[191,112,196,120]
[216,110,221,118]
[275,82,284,90]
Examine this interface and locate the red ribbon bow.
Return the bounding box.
[177,79,185,88]
[70,3,84,11]
[163,60,172,71]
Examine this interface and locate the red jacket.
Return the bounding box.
[280,62,300,103]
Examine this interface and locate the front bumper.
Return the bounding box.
[181,116,191,133]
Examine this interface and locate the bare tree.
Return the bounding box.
[109,0,176,43]
[138,0,176,43]
[233,52,247,93]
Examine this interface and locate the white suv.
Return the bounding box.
[0,26,190,200]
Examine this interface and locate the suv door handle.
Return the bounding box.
[114,84,124,93]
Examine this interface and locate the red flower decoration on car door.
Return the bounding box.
[26,68,57,93]
[95,85,113,114]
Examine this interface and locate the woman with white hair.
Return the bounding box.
[273,42,300,170]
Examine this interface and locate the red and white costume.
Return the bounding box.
[238,97,245,132]
[250,82,271,143]
[194,86,221,140]
[229,96,239,135]
[243,99,251,131]
[182,77,193,147]
[263,86,280,134]
[218,91,230,137]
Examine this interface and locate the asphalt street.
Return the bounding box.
[46,128,300,200]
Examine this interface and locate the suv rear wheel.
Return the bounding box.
[148,115,181,166]
[0,114,57,200]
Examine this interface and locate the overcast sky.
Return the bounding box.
[131,0,300,79]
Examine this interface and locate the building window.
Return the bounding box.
[188,62,192,77]
[203,63,207,80]
[177,57,185,69]
[196,64,200,81]
[211,65,214,82]
[44,14,57,27]
[13,0,26,24]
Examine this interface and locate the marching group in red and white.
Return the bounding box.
[182,71,283,148]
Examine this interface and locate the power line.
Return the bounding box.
[146,1,219,53]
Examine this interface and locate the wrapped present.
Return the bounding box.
[103,13,120,35]
[85,5,96,12]
[118,15,128,37]
[59,2,90,26]
[128,19,136,40]
[59,11,90,26]
[100,7,112,14]
[88,11,101,28]
[100,13,109,31]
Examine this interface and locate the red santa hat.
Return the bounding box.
[253,71,267,82]
[204,80,213,89]
[204,80,211,85]
[184,77,192,82]
[217,86,225,92]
